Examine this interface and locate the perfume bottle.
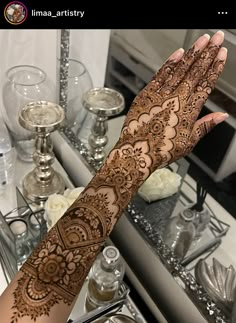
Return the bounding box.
[163,209,196,259]
[86,246,125,311]
[192,207,211,243]
[190,183,210,243]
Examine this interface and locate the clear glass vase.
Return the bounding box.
[61,59,93,133]
[2,65,55,162]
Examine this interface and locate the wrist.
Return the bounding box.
[108,138,157,180]
[92,140,154,196]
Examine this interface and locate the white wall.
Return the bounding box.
[70,29,111,87]
[0,30,57,83]
[0,30,57,117]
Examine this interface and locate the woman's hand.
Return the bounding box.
[114,31,228,180]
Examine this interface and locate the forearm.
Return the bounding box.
[0,142,149,323]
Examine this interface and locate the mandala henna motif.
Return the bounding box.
[11,273,62,321]
[11,224,102,321]
[9,32,227,323]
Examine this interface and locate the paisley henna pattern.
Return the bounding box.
[10,32,227,322]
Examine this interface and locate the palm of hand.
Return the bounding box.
[118,32,227,176]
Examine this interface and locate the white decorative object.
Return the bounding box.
[45,187,85,230]
[64,187,85,206]
[138,168,182,203]
[45,194,69,229]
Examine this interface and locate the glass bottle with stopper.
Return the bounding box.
[163,209,196,259]
[19,101,65,204]
[86,246,125,312]
[190,183,211,243]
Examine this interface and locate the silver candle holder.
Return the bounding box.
[82,87,125,166]
[19,101,65,203]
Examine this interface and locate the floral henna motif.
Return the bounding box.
[123,48,185,126]
[11,210,104,321]
[157,46,201,98]
[11,273,62,321]
[70,187,120,234]
[118,96,181,170]
[174,45,221,104]
[118,50,225,168]
[123,44,202,130]
[88,141,153,227]
[11,184,122,321]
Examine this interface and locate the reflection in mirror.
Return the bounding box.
[56,29,236,323]
[56,29,112,172]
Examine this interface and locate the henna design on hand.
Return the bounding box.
[119,31,227,175]
[9,31,228,322]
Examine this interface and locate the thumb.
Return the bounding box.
[187,112,229,151]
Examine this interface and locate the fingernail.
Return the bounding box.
[196,34,210,47]
[170,48,184,61]
[175,48,185,55]
[217,47,228,60]
[176,48,184,58]
[216,30,225,37]
[211,30,225,45]
[222,47,228,53]
[214,113,229,124]
[203,33,210,40]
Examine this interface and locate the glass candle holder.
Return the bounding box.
[9,219,31,265]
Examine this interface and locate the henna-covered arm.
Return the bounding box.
[0,31,228,323]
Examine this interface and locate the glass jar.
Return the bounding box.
[2,65,55,162]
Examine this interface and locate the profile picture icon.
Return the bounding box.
[4,1,28,25]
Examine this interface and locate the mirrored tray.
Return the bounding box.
[124,160,231,323]
[68,280,145,323]
[127,157,230,269]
